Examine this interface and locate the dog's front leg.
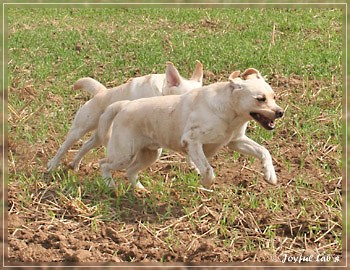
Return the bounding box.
[182,139,215,188]
[228,136,277,185]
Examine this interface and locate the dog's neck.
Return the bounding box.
[205,83,237,118]
[204,82,250,130]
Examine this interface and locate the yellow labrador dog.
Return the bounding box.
[47,61,203,171]
[98,68,284,189]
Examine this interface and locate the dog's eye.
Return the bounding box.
[256,96,266,102]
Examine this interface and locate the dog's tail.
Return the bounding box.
[97,100,130,144]
[73,77,107,96]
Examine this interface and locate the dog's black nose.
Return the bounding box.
[275,109,284,118]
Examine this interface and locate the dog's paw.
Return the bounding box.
[200,168,215,189]
[104,177,116,188]
[46,159,57,172]
[134,181,146,190]
[134,183,150,195]
[263,165,277,185]
[68,161,81,171]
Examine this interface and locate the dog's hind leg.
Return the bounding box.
[126,148,162,190]
[47,102,102,172]
[100,154,134,188]
[47,127,90,172]
[69,134,101,170]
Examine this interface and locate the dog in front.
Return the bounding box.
[47,61,203,171]
[98,68,284,189]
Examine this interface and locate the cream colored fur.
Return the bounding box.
[98,68,284,190]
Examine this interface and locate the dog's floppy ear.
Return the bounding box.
[241,68,261,80]
[165,62,181,87]
[228,70,240,80]
[190,60,203,83]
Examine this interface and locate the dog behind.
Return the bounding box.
[47,61,203,171]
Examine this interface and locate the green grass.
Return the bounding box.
[7,7,343,263]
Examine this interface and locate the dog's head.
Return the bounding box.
[162,60,203,95]
[229,68,284,130]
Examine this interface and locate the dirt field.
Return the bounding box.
[6,73,343,266]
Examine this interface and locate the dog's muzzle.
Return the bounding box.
[250,109,284,130]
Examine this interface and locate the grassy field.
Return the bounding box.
[7,7,344,264]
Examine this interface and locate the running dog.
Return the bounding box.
[98,68,284,189]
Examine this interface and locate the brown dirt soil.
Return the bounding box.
[6,75,343,266]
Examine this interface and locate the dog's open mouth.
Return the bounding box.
[250,112,275,130]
